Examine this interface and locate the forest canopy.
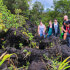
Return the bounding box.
[0,0,70,28]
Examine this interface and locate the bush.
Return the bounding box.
[0,0,26,29]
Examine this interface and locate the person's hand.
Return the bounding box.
[38,32,40,35]
[47,33,48,35]
[43,31,45,35]
[65,30,68,33]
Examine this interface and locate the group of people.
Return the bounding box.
[38,15,70,47]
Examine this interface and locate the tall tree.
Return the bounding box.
[30,1,44,22]
[3,0,31,17]
[53,0,70,17]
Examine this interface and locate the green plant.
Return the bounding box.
[23,49,31,59]
[43,54,61,70]
[22,31,29,37]
[14,31,16,35]
[2,45,5,50]
[31,42,36,48]
[8,64,14,70]
[19,43,23,48]
[0,0,26,29]
[23,49,28,53]
[58,56,70,70]
[28,33,34,41]
[0,53,16,66]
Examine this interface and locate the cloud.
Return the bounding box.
[31,0,54,10]
[29,0,54,11]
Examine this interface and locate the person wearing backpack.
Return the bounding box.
[64,20,70,47]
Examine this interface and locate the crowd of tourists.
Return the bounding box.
[38,15,70,47]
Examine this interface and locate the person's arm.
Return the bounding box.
[61,25,67,33]
[38,26,40,35]
[44,25,46,32]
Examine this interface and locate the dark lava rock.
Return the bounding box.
[5,28,29,48]
[28,61,47,70]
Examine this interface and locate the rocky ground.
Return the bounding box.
[0,20,70,70]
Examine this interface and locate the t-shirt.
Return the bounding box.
[54,23,58,33]
[48,28,52,35]
[39,25,45,34]
[64,20,70,25]
[63,21,66,30]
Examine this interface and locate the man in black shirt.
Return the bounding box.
[64,20,70,27]
[61,15,68,40]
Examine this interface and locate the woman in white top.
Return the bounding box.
[38,21,46,38]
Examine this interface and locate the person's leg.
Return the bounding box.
[64,33,67,40]
[69,37,70,47]
[55,33,57,37]
[47,35,50,38]
[40,34,43,37]
[44,35,46,38]
[67,33,70,47]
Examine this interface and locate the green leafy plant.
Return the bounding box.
[14,31,16,35]
[23,49,28,53]
[28,33,34,41]
[23,49,31,59]
[31,42,36,48]
[58,56,70,70]
[22,31,29,37]
[8,64,14,70]
[19,43,23,48]
[43,54,61,70]
[0,53,16,66]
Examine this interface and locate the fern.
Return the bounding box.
[0,53,16,66]
[58,56,70,70]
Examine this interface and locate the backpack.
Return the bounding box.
[66,25,70,34]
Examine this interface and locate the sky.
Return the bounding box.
[29,0,54,11]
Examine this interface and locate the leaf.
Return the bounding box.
[0,54,13,66]
[23,49,28,53]
[58,56,70,70]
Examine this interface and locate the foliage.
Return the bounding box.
[0,0,26,29]
[3,0,31,17]
[23,49,28,53]
[28,33,34,41]
[22,61,30,70]
[0,53,16,66]
[23,49,31,59]
[30,1,44,23]
[22,31,29,37]
[54,0,70,16]
[8,64,14,70]
[19,43,23,48]
[43,54,70,70]
[31,42,36,48]
[58,56,70,70]
[43,54,61,70]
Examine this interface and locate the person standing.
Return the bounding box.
[52,19,60,37]
[61,15,68,40]
[64,18,70,47]
[38,21,46,38]
[47,20,52,38]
